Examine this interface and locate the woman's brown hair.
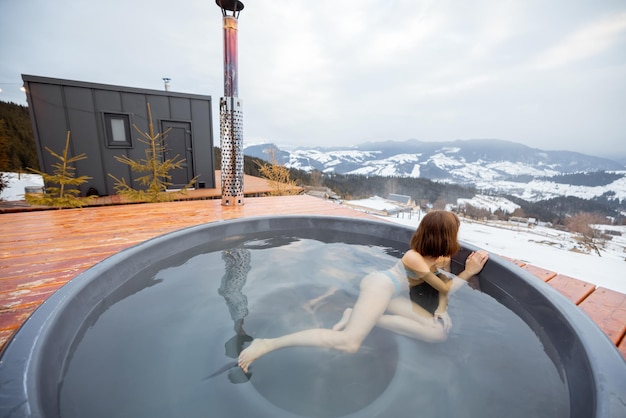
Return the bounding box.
[409,210,461,257]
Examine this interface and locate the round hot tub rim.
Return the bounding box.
[0,215,624,418]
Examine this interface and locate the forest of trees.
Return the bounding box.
[505,195,621,225]
[0,101,38,172]
[541,171,624,187]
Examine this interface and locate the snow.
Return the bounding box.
[290,149,380,167]
[473,174,626,202]
[457,195,521,214]
[1,172,44,201]
[345,196,401,212]
[280,146,626,203]
[383,212,626,295]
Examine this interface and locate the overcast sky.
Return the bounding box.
[1,0,625,159]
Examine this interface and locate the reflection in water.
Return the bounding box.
[216,248,253,383]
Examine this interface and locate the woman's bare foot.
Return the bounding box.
[332,308,352,331]
[238,339,272,373]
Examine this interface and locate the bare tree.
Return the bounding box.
[511,208,526,218]
[565,212,608,257]
[462,203,491,220]
[433,196,447,210]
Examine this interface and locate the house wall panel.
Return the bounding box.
[22,75,216,196]
[63,86,106,195]
[28,83,68,175]
[120,91,149,166]
[190,99,215,187]
[170,97,191,121]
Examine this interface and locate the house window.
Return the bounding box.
[104,113,132,147]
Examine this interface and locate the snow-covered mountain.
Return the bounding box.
[244,139,626,203]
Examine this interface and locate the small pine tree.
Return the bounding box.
[26,131,93,208]
[109,103,197,203]
[256,148,299,196]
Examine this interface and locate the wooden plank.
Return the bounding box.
[578,287,626,345]
[500,256,526,267]
[0,305,38,331]
[0,329,16,353]
[521,264,557,282]
[0,284,62,310]
[0,271,82,293]
[546,274,595,305]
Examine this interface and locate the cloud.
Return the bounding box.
[531,12,626,70]
[1,0,625,157]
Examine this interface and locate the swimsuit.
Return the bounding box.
[380,260,414,297]
[381,259,440,314]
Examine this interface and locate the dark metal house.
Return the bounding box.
[22,74,215,196]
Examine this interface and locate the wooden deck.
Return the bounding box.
[1,195,625,358]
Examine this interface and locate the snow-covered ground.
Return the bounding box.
[3,172,625,294]
[384,213,626,294]
[1,172,44,201]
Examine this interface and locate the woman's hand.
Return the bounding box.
[464,250,489,276]
[434,310,452,332]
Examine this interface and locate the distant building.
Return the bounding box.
[22,75,216,197]
[387,193,415,206]
[303,186,341,201]
[509,216,538,226]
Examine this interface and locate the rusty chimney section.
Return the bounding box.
[216,0,245,206]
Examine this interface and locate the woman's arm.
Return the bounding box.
[457,250,489,281]
[435,284,449,312]
[403,252,451,292]
[432,273,453,331]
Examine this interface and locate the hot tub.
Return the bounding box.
[0,216,624,417]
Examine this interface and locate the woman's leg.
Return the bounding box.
[376,297,448,342]
[238,273,395,373]
[334,296,448,343]
[448,277,466,294]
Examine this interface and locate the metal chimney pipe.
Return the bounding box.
[216,0,245,206]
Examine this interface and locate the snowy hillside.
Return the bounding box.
[244,140,626,204]
[457,195,521,214]
[474,175,626,203]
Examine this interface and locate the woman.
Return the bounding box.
[238,210,489,373]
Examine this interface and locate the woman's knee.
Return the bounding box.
[329,332,363,353]
[340,339,362,353]
[430,323,449,343]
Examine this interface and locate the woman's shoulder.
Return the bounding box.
[402,249,424,260]
[401,250,429,271]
